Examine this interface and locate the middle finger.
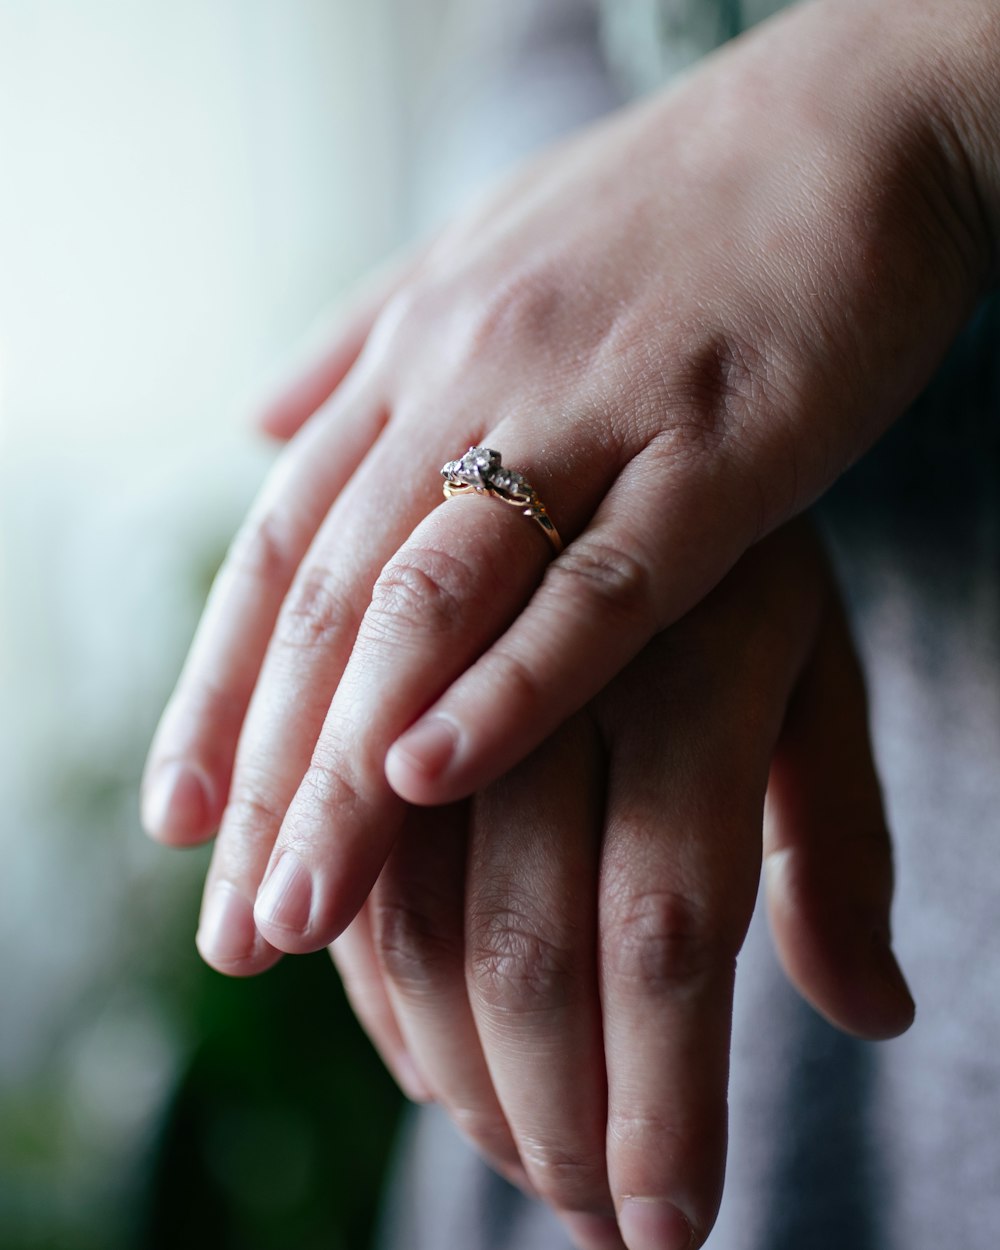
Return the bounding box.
[465,716,623,1248]
[370,801,530,1191]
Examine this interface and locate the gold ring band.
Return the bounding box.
[441,446,563,554]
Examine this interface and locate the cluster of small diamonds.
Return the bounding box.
[442,446,532,502]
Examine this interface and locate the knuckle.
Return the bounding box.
[297,756,365,824]
[666,326,775,445]
[545,538,655,633]
[221,785,286,853]
[367,279,436,357]
[459,269,560,357]
[225,789,284,830]
[518,1138,608,1210]
[365,548,474,646]
[604,889,733,996]
[468,903,581,1014]
[648,326,800,530]
[478,646,543,720]
[371,894,462,994]
[227,509,300,586]
[608,1107,688,1153]
[378,280,425,331]
[275,568,358,651]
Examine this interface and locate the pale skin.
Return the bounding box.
[143,1,999,1247]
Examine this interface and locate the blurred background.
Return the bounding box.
[4,3,996,1247]
[0,1,634,1245]
[0,3,425,1246]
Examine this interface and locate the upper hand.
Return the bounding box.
[141,0,997,969]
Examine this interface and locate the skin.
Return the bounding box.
[331,522,914,1250]
[142,1,998,1245]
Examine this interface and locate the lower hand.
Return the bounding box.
[332,522,914,1250]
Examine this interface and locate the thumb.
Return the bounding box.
[763,597,915,1041]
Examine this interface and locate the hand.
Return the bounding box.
[141,0,998,969]
[332,522,914,1250]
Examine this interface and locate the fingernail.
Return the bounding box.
[142,761,213,840]
[395,1052,434,1103]
[254,851,312,935]
[389,715,458,781]
[619,1198,695,1250]
[560,1211,627,1250]
[197,882,258,967]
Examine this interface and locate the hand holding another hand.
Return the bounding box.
[143,0,995,968]
[140,3,999,1241]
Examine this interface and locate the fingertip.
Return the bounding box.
[141,759,218,846]
[253,853,353,954]
[196,881,283,977]
[199,942,285,979]
[829,933,916,1042]
[249,312,374,443]
[255,412,294,443]
[246,352,332,443]
[394,1052,435,1104]
[254,392,308,442]
[252,850,320,953]
[865,932,916,1039]
[618,1199,696,1250]
[385,714,461,805]
[765,849,915,1040]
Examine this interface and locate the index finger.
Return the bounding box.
[251,492,549,951]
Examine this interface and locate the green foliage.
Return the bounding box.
[0,746,402,1250]
[132,951,403,1250]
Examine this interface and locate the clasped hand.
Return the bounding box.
[143,2,999,1245]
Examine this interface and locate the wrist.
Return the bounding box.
[823,0,1000,286]
[915,1,1000,283]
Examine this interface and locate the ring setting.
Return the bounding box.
[441,446,563,553]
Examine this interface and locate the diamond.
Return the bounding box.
[444,446,503,490]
